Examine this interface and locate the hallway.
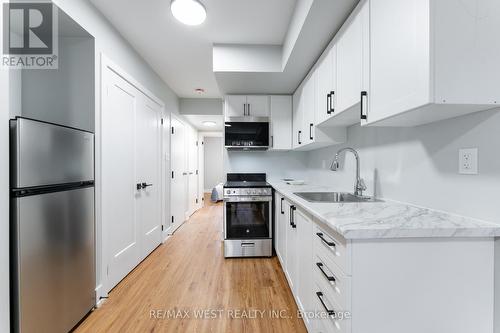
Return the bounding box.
[75,199,307,332]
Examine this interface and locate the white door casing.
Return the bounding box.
[170,115,186,233]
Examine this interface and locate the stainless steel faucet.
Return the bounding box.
[330,147,367,196]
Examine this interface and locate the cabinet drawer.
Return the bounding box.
[314,225,350,275]
[314,253,351,311]
[313,278,351,333]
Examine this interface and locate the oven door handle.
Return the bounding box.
[223,196,273,203]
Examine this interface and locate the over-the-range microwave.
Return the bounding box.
[225,117,269,151]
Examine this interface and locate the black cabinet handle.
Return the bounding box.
[247,103,251,116]
[309,123,313,140]
[141,182,153,189]
[360,91,367,120]
[298,131,302,145]
[289,205,297,228]
[280,198,284,214]
[316,232,336,247]
[270,135,274,148]
[243,103,247,116]
[316,292,335,316]
[330,91,335,114]
[316,262,336,282]
[327,93,332,115]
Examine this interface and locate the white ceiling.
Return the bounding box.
[89,0,297,98]
[183,114,223,131]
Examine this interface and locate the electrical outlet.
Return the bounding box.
[459,148,478,175]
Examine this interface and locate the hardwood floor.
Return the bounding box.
[75,200,307,333]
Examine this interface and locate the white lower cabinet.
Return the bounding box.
[274,191,495,333]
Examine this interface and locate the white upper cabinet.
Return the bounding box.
[269,96,292,150]
[315,45,336,125]
[336,5,364,118]
[224,95,269,120]
[292,87,304,149]
[224,95,247,119]
[246,95,270,117]
[364,0,500,126]
[302,73,316,146]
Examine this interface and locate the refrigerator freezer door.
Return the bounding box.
[11,118,94,188]
[12,187,95,333]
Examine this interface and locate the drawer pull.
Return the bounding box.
[316,292,335,316]
[316,232,336,248]
[316,262,336,282]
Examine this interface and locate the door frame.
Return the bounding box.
[198,131,223,205]
[97,54,166,300]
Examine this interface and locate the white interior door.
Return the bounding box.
[170,115,186,233]
[102,68,140,290]
[102,66,162,291]
[136,94,162,260]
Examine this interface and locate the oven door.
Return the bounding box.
[224,196,272,239]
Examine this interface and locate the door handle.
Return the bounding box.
[327,92,332,115]
[141,182,153,189]
[280,197,284,214]
[360,91,368,120]
[298,131,302,145]
[290,205,297,228]
[241,242,255,247]
[330,91,335,114]
[309,123,313,140]
[243,103,247,116]
[247,103,250,116]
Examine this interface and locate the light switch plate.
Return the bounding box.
[459,148,478,175]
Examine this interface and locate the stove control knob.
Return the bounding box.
[226,189,230,194]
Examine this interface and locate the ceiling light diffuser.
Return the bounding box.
[203,121,216,127]
[171,0,206,26]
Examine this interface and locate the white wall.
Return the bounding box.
[305,109,500,223]
[224,150,309,181]
[180,98,222,115]
[52,0,179,114]
[204,137,223,191]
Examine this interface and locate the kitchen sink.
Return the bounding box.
[294,192,381,203]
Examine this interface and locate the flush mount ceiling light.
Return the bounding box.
[203,121,217,127]
[195,88,205,95]
[171,0,206,26]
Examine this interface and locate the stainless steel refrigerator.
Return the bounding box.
[10,117,95,333]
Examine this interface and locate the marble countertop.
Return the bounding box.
[269,180,500,240]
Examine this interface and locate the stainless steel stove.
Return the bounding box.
[223,173,273,258]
